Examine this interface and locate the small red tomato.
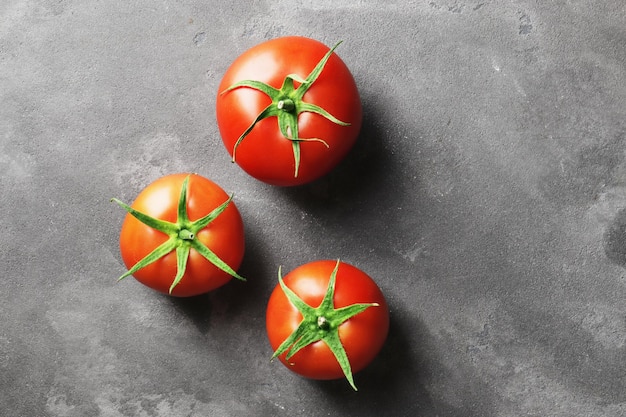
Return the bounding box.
[216,36,362,186]
[112,173,245,297]
[266,260,389,390]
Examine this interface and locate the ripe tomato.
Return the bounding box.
[266,260,389,390]
[216,36,362,186]
[112,173,245,297]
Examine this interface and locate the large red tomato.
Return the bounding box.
[266,260,389,390]
[112,173,245,297]
[216,36,362,186]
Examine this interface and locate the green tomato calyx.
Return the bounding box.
[271,259,379,391]
[221,41,350,178]
[111,175,245,294]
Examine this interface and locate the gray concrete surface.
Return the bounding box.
[2,1,626,416]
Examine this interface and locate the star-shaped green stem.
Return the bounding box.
[221,41,350,178]
[111,175,245,294]
[272,260,378,391]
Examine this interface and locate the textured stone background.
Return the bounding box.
[2,1,626,416]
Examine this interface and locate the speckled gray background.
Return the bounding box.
[2,1,626,416]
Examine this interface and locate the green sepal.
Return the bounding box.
[298,102,350,127]
[191,239,245,282]
[231,104,281,163]
[271,260,378,391]
[271,321,309,361]
[191,194,235,232]
[220,41,351,178]
[323,331,356,390]
[112,175,245,294]
[111,198,178,235]
[116,237,178,281]
[294,41,343,97]
[291,140,301,178]
[221,79,280,98]
[170,244,191,294]
[275,265,316,315]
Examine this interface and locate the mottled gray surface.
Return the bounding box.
[2,1,626,416]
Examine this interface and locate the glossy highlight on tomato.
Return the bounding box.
[113,173,245,297]
[266,260,389,390]
[216,36,362,186]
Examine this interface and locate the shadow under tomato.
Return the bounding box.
[218,223,277,309]
[312,312,424,405]
[277,99,395,212]
[166,292,213,333]
[311,312,498,417]
[165,225,274,334]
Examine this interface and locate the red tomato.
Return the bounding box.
[216,36,362,186]
[266,260,389,389]
[114,173,245,297]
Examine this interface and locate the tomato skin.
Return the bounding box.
[216,36,362,186]
[266,260,389,380]
[118,173,245,297]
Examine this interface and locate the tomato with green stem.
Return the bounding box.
[111,173,245,297]
[266,260,389,390]
[216,36,362,186]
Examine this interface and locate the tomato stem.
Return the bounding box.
[317,316,330,331]
[178,229,195,240]
[277,99,295,112]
